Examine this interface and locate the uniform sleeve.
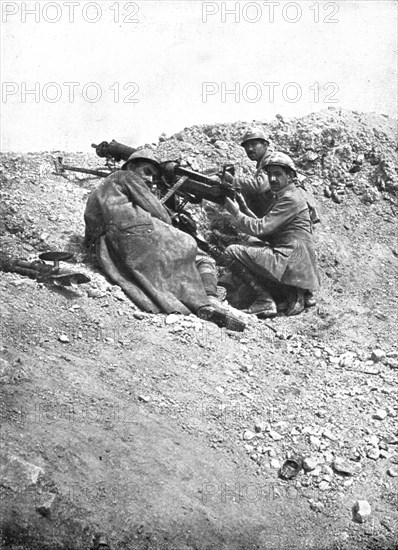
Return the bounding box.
[235,171,270,196]
[234,194,305,238]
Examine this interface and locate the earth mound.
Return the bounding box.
[0,108,397,549]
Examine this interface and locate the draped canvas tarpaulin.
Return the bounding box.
[84,170,209,314]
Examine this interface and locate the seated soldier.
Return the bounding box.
[221,152,320,318]
[84,149,244,330]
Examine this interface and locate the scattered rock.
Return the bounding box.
[309,500,325,512]
[240,363,253,373]
[138,395,150,403]
[58,334,70,343]
[87,289,104,298]
[309,436,321,448]
[0,454,44,490]
[322,429,337,441]
[333,458,358,476]
[36,493,56,518]
[373,409,388,420]
[243,430,256,441]
[270,458,281,469]
[367,448,380,460]
[353,500,372,523]
[371,349,386,362]
[269,430,283,441]
[132,312,145,320]
[165,314,180,325]
[303,457,318,472]
[254,421,267,433]
[387,468,398,477]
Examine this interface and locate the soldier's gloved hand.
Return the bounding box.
[223,197,240,216]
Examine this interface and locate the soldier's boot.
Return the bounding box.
[304,290,316,308]
[196,304,246,332]
[229,261,277,318]
[286,287,305,316]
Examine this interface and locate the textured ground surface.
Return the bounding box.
[0,108,397,549]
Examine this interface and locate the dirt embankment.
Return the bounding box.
[0,108,397,549]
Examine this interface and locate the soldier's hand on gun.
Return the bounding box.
[223,197,240,216]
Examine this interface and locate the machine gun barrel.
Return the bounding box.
[91,140,136,162]
[53,157,112,178]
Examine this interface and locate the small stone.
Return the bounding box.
[319,481,330,491]
[363,366,380,375]
[322,465,334,477]
[270,458,281,469]
[132,312,145,320]
[138,395,150,403]
[269,430,283,441]
[367,448,380,460]
[379,450,391,459]
[387,468,398,477]
[303,458,318,472]
[87,288,104,298]
[36,493,56,518]
[367,435,379,446]
[243,430,256,441]
[386,358,398,369]
[254,421,267,433]
[322,429,337,441]
[314,349,322,358]
[240,364,253,373]
[309,436,321,448]
[371,349,386,362]
[58,334,70,343]
[373,409,387,420]
[344,478,354,488]
[165,314,180,325]
[310,500,324,512]
[353,500,371,523]
[338,352,356,368]
[333,458,358,476]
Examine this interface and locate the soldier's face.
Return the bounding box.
[267,166,293,191]
[128,161,161,187]
[243,139,268,161]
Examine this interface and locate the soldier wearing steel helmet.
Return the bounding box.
[222,127,274,218]
[222,152,320,317]
[84,148,245,330]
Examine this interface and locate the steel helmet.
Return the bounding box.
[240,127,269,147]
[122,149,159,170]
[264,152,297,176]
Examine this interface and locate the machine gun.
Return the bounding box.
[1,252,90,286]
[53,139,251,258]
[54,139,240,207]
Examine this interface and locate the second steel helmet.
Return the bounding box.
[240,127,269,147]
[122,149,159,170]
[264,152,297,177]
